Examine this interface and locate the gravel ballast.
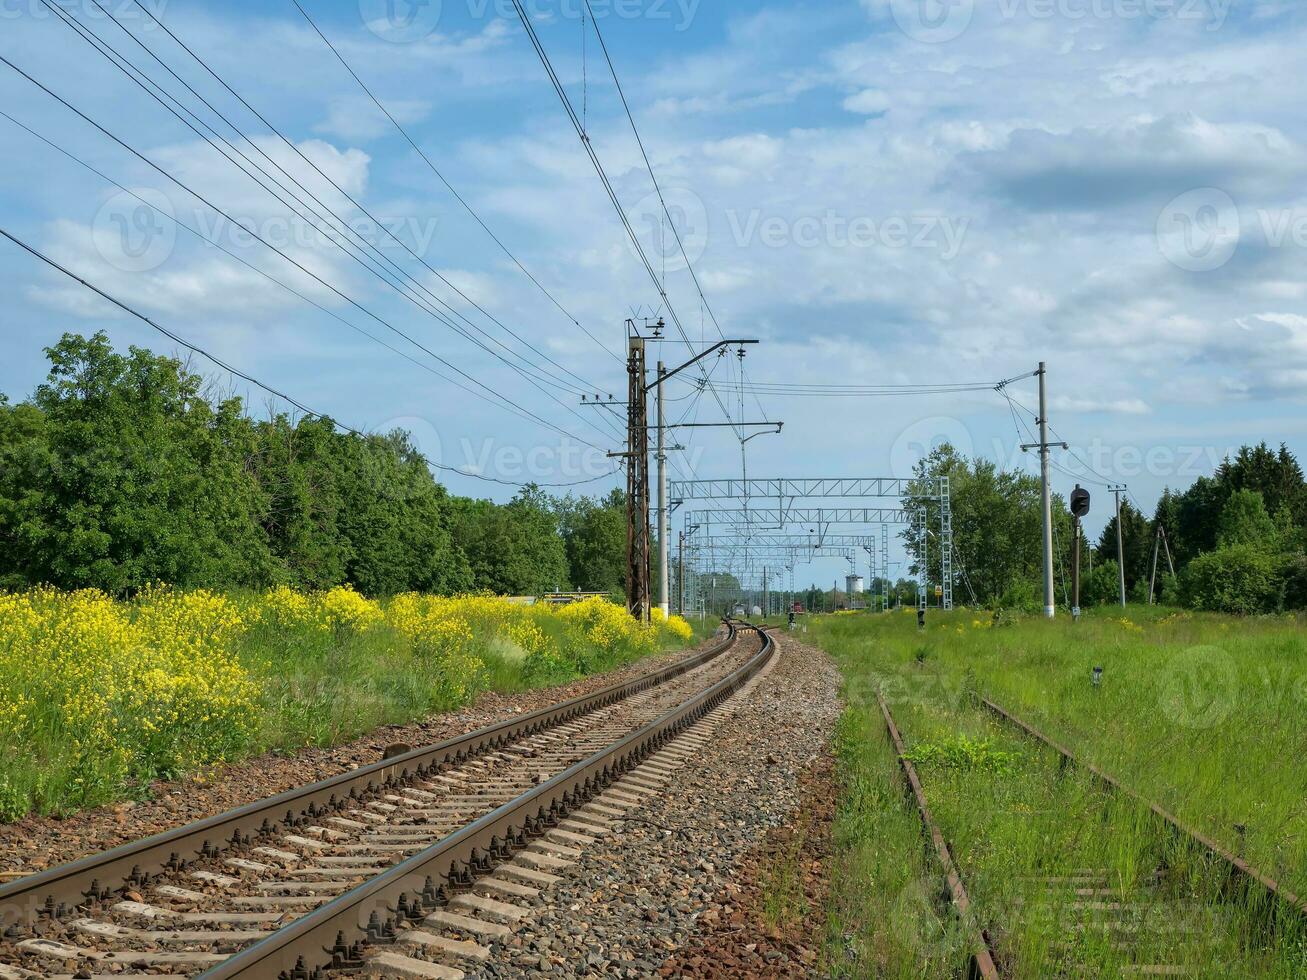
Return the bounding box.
[471,630,842,979]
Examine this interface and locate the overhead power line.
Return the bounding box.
[58,0,594,402]
[33,2,624,449]
[0,226,618,489]
[0,52,610,449]
[581,0,727,346]
[285,0,623,367]
[124,0,612,396]
[507,0,745,439]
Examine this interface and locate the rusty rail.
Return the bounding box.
[877,693,1001,980]
[979,695,1307,920]
[202,623,775,979]
[0,624,740,928]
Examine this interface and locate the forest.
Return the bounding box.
[906,441,1307,614]
[0,333,627,598]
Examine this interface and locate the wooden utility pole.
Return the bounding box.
[1149,524,1176,604]
[625,335,651,622]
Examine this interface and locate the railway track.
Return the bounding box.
[0,621,775,979]
[878,691,1307,978]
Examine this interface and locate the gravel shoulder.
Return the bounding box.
[0,633,726,880]
[475,630,842,979]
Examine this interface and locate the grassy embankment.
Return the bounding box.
[794,606,1307,977]
[0,586,705,822]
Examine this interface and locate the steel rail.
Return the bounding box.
[0,624,740,928]
[877,693,1001,980]
[979,695,1307,920]
[201,623,776,979]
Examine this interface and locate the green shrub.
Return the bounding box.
[1281,554,1307,611]
[1083,560,1122,606]
[1179,545,1280,614]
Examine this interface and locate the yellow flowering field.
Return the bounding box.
[0,587,695,821]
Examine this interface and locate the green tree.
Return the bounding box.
[903,443,1073,608]
[556,490,626,596]
[447,488,570,596]
[1083,560,1122,607]
[0,333,273,593]
[1216,489,1280,550]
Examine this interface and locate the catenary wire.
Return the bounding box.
[0,53,612,450]
[38,1,621,449]
[285,0,623,366]
[0,226,618,489]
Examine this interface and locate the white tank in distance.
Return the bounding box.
[846,575,865,596]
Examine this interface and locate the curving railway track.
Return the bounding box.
[0,621,775,980]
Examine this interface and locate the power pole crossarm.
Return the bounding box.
[646,340,758,392]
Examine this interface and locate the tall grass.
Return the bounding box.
[0,587,699,822]
[802,607,1307,977]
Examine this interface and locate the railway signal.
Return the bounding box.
[1071,485,1090,621]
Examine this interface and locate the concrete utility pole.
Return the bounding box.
[1021,363,1067,620]
[1111,484,1129,608]
[1038,363,1055,619]
[657,362,670,619]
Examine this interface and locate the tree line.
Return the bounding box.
[0,333,627,598]
[906,441,1307,614]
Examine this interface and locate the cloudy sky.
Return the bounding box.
[2,0,1305,588]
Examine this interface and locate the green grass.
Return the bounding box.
[796,607,1307,978]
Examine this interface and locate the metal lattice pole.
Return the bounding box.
[940,476,953,610]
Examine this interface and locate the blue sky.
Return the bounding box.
[2,0,1306,589]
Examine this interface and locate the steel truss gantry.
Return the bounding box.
[671,478,918,500]
[688,508,909,528]
[678,475,953,610]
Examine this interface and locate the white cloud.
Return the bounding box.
[1052,396,1151,416]
[842,88,890,115]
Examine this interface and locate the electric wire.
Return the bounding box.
[128,0,607,396]
[284,0,623,366]
[58,0,594,404]
[38,2,623,449]
[0,225,618,488]
[0,107,573,434]
[0,52,619,450]
[581,0,728,346]
[507,0,744,440]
